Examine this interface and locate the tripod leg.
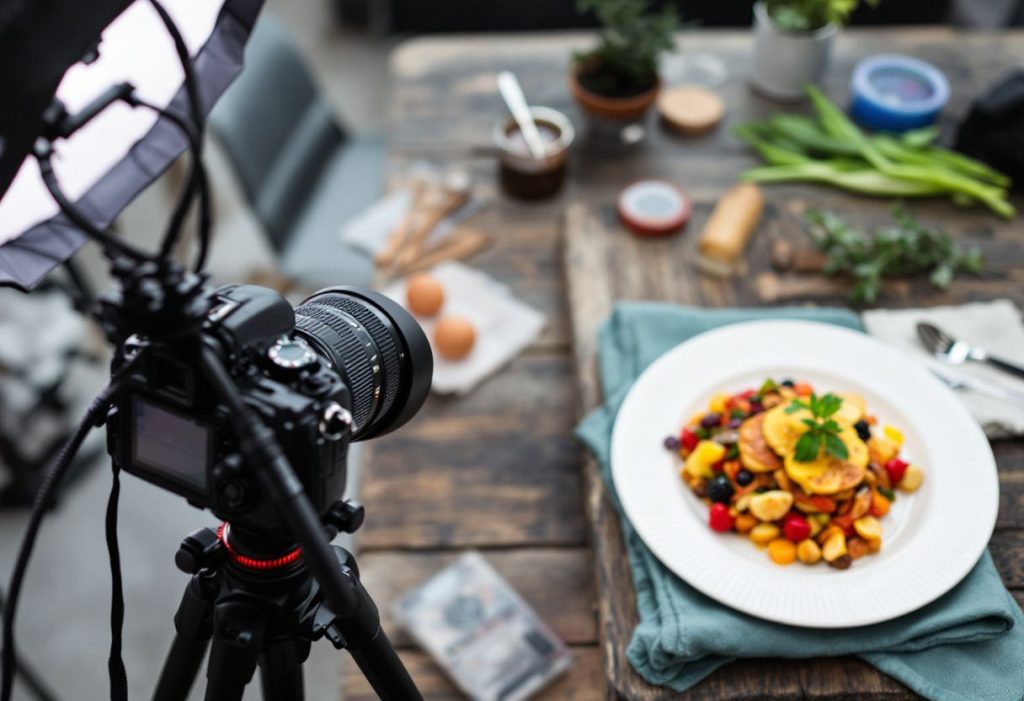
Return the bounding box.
[153,572,216,701]
[258,639,309,701]
[204,601,266,701]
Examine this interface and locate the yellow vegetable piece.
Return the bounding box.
[822,531,848,562]
[853,515,883,542]
[883,425,904,447]
[796,539,822,565]
[808,513,830,538]
[868,435,899,465]
[684,440,726,479]
[900,464,925,493]
[709,392,730,414]
[835,393,866,425]
[768,538,796,565]
[749,523,780,546]
[868,537,883,553]
[749,490,794,522]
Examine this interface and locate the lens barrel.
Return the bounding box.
[294,287,432,440]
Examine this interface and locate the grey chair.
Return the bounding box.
[209,16,381,288]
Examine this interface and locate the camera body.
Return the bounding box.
[106,284,353,533]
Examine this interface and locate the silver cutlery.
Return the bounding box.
[916,321,1024,380]
[929,367,1024,410]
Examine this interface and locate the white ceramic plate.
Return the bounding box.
[611,320,999,628]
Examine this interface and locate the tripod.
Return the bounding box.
[152,503,417,701]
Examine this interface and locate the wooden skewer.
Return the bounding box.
[396,227,492,276]
[391,173,472,273]
[376,181,427,268]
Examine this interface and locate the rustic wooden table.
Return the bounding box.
[343,29,1024,701]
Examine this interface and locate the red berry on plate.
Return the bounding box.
[709,503,734,532]
[884,458,908,484]
[681,427,700,452]
[782,513,811,542]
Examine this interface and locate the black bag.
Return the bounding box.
[955,70,1024,188]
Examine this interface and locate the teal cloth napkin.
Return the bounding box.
[576,302,1024,701]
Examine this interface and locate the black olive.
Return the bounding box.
[735,469,753,487]
[781,379,795,388]
[854,419,871,441]
[707,475,734,504]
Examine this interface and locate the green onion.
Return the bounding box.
[733,86,1015,218]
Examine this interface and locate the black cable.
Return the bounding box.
[36,152,150,263]
[148,0,212,269]
[0,592,57,701]
[105,464,128,701]
[0,366,132,701]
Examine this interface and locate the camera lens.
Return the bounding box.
[293,287,432,440]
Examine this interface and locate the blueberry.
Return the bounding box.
[664,435,680,451]
[700,413,722,430]
[781,379,795,388]
[736,469,753,486]
[727,418,743,429]
[707,475,734,504]
[854,420,871,441]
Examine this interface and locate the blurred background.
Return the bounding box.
[0,0,1020,699]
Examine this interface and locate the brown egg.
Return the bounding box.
[406,273,445,316]
[434,315,476,360]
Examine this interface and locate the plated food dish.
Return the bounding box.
[668,379,923,569]
[611,320,999,627]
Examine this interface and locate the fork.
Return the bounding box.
[916,321,1024,380]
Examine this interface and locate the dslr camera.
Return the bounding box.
[105,283,432,534]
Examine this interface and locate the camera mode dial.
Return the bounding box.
[267,336,317,376]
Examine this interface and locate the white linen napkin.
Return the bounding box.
[382,263,545,395]
[863,299,1024,438]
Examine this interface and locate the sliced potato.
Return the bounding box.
[853,515,883,542]
[749,490,794,522]
[784,425,868,495]
[738,413,783,473]
[762,403,810,456]
[749,523,780,546]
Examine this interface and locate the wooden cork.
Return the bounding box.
[657,86,726,135]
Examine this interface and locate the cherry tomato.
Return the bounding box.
[782,513,811,542]
[680,427,700,452]
[884,458,908,484]
[708,503,734,532]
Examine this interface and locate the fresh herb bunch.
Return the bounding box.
[766,0,878,32]
[786,393,849,462]
[804,205,985,303]
[733,86,1015,218]
[575,0,678,95]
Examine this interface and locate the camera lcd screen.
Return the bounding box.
[132,396,210,493]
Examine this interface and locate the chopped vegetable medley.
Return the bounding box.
[666,379,924,569]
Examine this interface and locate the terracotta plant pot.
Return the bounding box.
[569,68,660,122]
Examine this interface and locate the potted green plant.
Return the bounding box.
[570,0,679,122]
[751,0,878,100]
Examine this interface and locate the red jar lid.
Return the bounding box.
[617,180,692,237]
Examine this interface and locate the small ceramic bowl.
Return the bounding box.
[492,106,575,199]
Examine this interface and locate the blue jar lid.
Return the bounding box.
[850,55,950,132]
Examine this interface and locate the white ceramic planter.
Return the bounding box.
[750,1,837,100]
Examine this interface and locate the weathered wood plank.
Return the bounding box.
[358,353,587,550]
[355,547,598,648]
[343,646,603,701]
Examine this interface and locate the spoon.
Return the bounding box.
[497,71,546,159]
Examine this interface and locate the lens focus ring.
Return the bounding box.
[293,306,378,432]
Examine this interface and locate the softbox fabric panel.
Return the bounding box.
[0,0,264,291]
